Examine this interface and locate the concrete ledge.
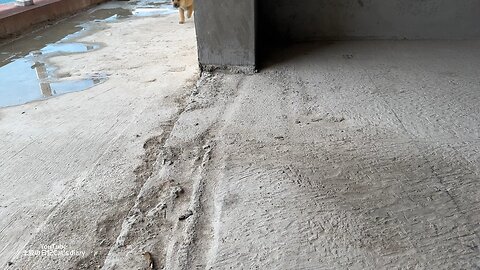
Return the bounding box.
[15,0,35,6]
[0,0,109,38]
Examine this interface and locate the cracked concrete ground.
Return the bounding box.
[1,10,480,270]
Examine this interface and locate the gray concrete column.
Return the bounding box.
[194,0,256,73]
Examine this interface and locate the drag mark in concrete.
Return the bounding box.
[100,105,189,269]
[98,71,232,269]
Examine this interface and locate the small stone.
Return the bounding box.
[172,186,184,197]
[334,117,345,123]
[179,210,193,221]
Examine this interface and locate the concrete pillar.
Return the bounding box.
[194,0,256,73]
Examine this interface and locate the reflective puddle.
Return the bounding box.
[132,7,176,17]
[0,42,104,108]
[0,53,105,108]
[0,0,176,108]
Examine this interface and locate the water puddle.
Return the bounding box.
[0,46,105,107]
[99,0,176,18]
[132,7,176,17]
[0,0,176,108]
[132,0,177,17]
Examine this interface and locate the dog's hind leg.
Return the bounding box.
[179,8,185,24]
[187,6,194,18]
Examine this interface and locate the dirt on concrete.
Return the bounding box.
[1,8,480,270]
[0,12,199,269]
[182,42,480,270]
[92,38,480,269]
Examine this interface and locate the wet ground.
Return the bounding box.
[0,0,176,108]
[0,11,199,269]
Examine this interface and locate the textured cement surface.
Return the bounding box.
[99,40,480,269]
[1,15,480,270]
[0,13,199,269]
[159,40,480,269]
[211,41,480,269]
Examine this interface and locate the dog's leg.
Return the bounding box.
[187,6,193,18]
[179,8,185,24]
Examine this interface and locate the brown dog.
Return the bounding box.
[172,0,194,24]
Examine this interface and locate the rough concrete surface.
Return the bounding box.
[1,8,480,270]
[0,13,199,269]
[160,41,480,269]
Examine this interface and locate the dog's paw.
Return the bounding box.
[179,21,185,24]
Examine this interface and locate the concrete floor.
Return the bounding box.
[1,13,480,269]
[0,13,198,269]
[101,40,480,269]
[172,40,480,269]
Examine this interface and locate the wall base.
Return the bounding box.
[0,0,109,39]
[200,64,257,75]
